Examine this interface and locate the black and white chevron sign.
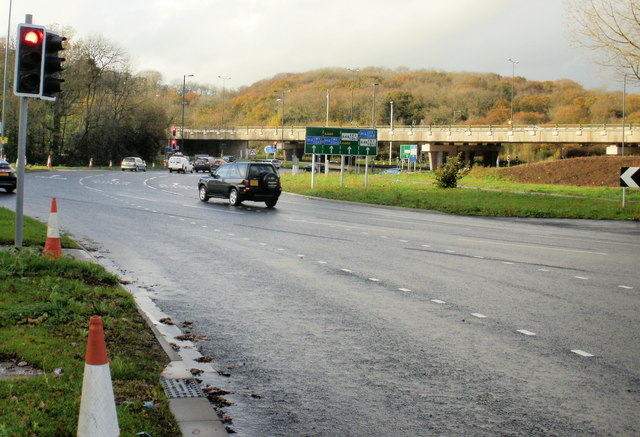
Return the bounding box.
[620,167,640,188]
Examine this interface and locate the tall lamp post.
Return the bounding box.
[348,68,359,124]
[389,101,394,165]
[371,83,379,128]
[507,58,518,125]
[274,90,288,159]
[181,74,194,152]
[218,75,230,130]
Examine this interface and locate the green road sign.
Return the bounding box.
[305,127,378,156]
[400,144,417,159]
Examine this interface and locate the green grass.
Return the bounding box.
[0,249,180,436]
[281,171,640,220]
[0,207,78,248]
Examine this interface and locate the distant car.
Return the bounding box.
[263,158,282,169]
[303,163,325,173]
[210,159,226,171]
[168,155,193,173]
[0,159,17,193]
[120,157,147,172]
[198,161,281,208]
[221,155,236,163]
[193,157,214,172]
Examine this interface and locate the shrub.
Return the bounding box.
[433,152,470,188]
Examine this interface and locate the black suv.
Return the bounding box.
[198,161,281,208]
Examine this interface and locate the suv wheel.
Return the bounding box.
[229,188,242,206]
[199,185,210,202]
[265,199,277,208]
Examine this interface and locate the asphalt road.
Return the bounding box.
[2,169,639,436]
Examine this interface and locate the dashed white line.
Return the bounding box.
[368,278,381,282]
[431,299,446,304]
[574,276,589,280]
[618,285,633,289]
[421,244,430,248]
[341,269,352,273]
[471,313,487,319]
[445,250,456,253]
[399,240,408,243]
[503,261,515,265]
[318,261,327,264]
[398,288,411,292]
[474,255,485,259]
[517,329,537,336]
[538,268,550,272]
[571,349,594,357]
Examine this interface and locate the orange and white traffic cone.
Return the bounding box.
[109,160,113,169]
[46,155,52,169]
[77,316,120,437]
[43,197,63,259]
[89,158,93,168]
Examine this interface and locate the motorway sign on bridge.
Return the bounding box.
[620,167,640,188]
[305,127,378,156]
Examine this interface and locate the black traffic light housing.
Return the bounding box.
[14,23,45,97]
[41,30,66,101]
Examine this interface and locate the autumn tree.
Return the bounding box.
[567,0,640,80]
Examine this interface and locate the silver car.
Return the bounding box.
[121,157,147,172]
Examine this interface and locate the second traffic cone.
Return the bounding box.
[89,158,93,168]
[77,316,120,437]
[46,155,52,169]
[43,197,63,259]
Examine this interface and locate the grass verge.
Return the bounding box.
[0,207,78,248]
[281,172,640,220]
[0,212,179,435]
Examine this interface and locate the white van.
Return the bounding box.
[168,155,193,173]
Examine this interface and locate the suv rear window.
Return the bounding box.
[248,164,277,178]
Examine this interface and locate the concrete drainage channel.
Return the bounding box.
[66,248,230,437]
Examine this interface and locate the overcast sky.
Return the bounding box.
[3,0,627,91]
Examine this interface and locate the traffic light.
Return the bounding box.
[41,30,66,101]
[172,126,177,136]
[14,23,45,97]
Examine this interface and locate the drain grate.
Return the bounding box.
[160,378,204,399]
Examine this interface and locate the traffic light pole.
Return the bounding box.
[14,14,32,247]
[14,94,27,246]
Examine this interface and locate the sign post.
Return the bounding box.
[620,167,640,207]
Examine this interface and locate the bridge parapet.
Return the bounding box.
[181,124,638,145]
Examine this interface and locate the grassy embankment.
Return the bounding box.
[0,208,180,436]
[281,168,640,220]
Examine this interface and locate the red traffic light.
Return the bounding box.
[23,29,43,45]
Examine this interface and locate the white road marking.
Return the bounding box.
[368,278,381,282]
[574,276,589,280]
[538,268,550,272]
[398,288,411,292]
[571,349,594,357]
[517,329,537,336]
[318,261,327,264]
[474,255,485,259]
[341,269,352,273]
[445,250,456,253]
[619,285,633,289]
[471,313,487,318]
[422,244,430,248]
[458,238,608,256]
[431,299,446,304]
[503,261,515,265]
[399,239,408,243]
[259,242,267,246]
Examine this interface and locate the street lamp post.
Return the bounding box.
[371,83,379,128]
[218,75,230,130]
[348,68,359,124]
[507,58,519,125]
[274,90,288,159]
[389,101,394,165]
[181,74,194,152]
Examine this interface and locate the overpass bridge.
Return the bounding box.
[176,124,638,169]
